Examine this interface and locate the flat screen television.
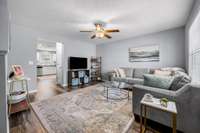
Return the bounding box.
[69,57,87,69]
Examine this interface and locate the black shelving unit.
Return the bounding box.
[91,57,101,82]
[68,69,90,86]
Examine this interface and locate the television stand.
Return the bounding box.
[68,69,90,88]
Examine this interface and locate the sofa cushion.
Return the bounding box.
[143,74,174,89]
[128,78,144,85]
[170,71,191,91]
[112,77,129,83]
[120,67,134,78]
[134,68,150,79]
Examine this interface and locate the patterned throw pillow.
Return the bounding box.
[170,71,191,91]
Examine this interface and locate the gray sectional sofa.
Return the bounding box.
[102,67,200,133]
[112,67,150,85]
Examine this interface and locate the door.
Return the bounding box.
[56,42,64,86]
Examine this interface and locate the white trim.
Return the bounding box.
[29,89,38,94]
[62,84,67,87]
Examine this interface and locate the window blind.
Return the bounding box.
[191,49,200,82]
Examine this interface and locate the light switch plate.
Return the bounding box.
[28,61,34,65]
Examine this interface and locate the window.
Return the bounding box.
[191,49,200,83]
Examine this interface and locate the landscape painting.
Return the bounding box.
[129,45,160,62]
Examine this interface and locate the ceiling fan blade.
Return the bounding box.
[80,30,93,32]
[91,35,96,39]
[104,34,112,39]
[105,29,120,32]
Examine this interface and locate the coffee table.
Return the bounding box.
[101,81,132,100]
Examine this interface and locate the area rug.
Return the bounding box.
[31,84,134,133]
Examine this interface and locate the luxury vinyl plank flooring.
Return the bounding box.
[9,75,63,133]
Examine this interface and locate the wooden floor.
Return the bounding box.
[9,75,65,133]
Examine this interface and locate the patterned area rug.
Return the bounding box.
[31,84,134,133]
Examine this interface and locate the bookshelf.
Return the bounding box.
[91,57,102,81]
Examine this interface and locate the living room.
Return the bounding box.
[0,0,200,133]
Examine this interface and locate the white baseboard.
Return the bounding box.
[29,89,38,94]
[62,83,68,87]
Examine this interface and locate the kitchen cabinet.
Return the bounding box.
[37,65,56,76]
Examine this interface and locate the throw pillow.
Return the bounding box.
[154,69,173,76]
[170,71,191,91]
[161,67,185,73]
[120,67,134,78]
[118,68,126,78]
[114,68,120,77]
[143,74,174,89]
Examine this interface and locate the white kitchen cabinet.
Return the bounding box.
[42,66,56,75]
[37,66,56,76]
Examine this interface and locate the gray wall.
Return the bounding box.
[8,24,96,91]
[185,0,200,73]
[97,27,185,72]
[0,0,9,51]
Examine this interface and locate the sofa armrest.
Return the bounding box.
[133,83,200,132]
[133,84,176,99]
[102,72,115,81]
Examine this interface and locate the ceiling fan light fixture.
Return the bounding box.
[96,32,104,38]
[80,21,119,39]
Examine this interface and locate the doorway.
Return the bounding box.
[35,40,64,101]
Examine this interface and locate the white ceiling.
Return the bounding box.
[8,0,194,44]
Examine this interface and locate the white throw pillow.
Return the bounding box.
[118,68,126,78]
[114,68,120,77]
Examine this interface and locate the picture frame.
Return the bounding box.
[129,45,160,62]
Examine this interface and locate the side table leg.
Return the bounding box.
[9,82,14,116]
[9,103,12,116]
[107,87,108,101]
[172,113,177,133]
[25,80,31,104]
[144,106,147,131]
[128,88,129,101]
[140,104,143,133]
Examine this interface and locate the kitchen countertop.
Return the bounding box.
[37,65,56,68]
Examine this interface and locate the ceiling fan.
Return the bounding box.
[80,22,120,39]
